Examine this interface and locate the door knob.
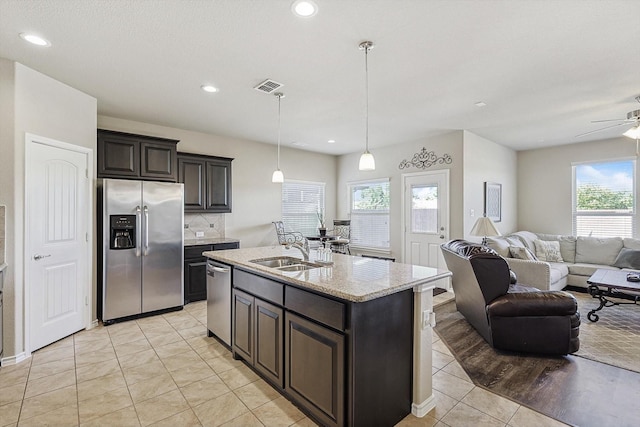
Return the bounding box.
[439,235,445,239]
[34,254,51,260]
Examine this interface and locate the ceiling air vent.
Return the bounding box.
[254,79,284,94]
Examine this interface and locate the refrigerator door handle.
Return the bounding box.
[135,206,142,257]
[143,205,149,256]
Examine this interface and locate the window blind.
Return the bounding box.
[282,180,325,236]
[349,179,390,250]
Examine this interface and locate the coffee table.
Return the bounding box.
[586,269,640,322]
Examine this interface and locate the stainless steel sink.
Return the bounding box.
[277,264,318,272]
[249,256,322,271]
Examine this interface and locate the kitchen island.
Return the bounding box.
[203,246,451,427]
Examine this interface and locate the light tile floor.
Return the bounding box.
[0,298,567,427]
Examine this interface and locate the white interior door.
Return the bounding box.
[403,171,449,272]
[26,134,91,352]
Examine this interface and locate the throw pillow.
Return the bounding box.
[613,248,640,269]
[509,246,538,261]
[534,240,564,262]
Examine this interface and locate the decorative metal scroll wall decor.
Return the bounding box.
[398,147,452,170]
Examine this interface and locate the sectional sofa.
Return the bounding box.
[486,231,640,291]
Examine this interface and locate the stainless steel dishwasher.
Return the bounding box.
[206,260,231,346]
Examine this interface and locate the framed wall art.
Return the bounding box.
[484,182,502,222]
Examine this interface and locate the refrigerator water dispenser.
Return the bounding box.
[110,215,136,249]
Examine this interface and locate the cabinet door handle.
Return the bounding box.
[33,254,51,260]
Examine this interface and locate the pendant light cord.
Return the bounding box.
[277,93,282,169]
[364,45,369,153]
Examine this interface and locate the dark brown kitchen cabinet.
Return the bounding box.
[177,152,233,213]
[231,289,285,388]
[233,289,254,362]
[285,311,344,427]
[184,259,207,304]
[97,129,178,181]
[230,268,413,427]
[178,158,206,210]
[233,270,284,388]
[254,299,284,387]
[184,242,239,304]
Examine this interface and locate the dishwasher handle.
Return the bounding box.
[207,261,230,276]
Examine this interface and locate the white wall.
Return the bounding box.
[97,116,338,248]
[337,131,464,260]
[0,58,16,359]
[463,131,518,239]
[0,60,97,359]
[518,136,637,234]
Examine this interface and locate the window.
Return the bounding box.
[410,184,438,233]
[349,179,390,250]
[573,159,635,238]
[282,180,325,236]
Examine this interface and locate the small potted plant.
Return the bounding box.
[317,209,326,236]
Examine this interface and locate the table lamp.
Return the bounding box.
[470,215,501,245]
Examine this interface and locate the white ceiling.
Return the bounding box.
[1,0,639,155]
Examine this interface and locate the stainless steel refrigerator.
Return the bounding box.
[99,178,184,324]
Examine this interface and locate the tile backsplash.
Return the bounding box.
[184,213,225,240]
[0,205,4,264]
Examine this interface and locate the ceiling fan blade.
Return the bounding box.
[590,118,633,123]
[575,122,633,138]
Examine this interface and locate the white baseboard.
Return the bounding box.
[90,319,99,329]
[1,351,30,367]
[412,393,436,418]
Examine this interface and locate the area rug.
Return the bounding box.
[434,299,640,427]
[569,289,640,373]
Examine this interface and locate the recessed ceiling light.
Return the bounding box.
[19,32,51,47]
[328,139,336,144]
[291,141,308,147]
[201,85,219,93]
[474,101,487,107]
[291,0,318,17]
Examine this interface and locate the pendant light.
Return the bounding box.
[272,92,285,183]
[358,41,376,171]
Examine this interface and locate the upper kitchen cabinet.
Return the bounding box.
[177,152,233,213]
[97,129,179,182]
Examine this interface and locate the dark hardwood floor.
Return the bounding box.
[435,300,640,427]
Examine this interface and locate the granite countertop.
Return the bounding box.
[184,237,240,247]
[203,245,451,303]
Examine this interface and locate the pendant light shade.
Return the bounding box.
[359,150,375,170]
[272,169,284,183]
[358,41,376,171]
[272,92,285,183]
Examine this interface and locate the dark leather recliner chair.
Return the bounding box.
[441,239,580,355]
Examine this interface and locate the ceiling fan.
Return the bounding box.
[576,96,640,139]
